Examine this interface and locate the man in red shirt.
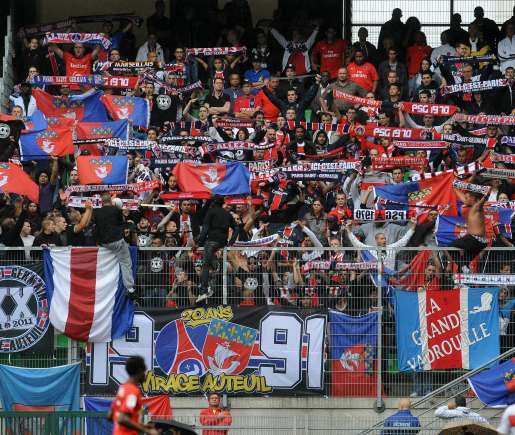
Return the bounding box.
[346,49,379,93]
[199,393,232,435]
[328,192,352,224]
[233,79,260,119]
[255,77,281,121]
[108,356,158,435]
[311,27,347,79]
[49,42,100,90]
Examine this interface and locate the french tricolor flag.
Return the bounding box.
[43,248,135,342]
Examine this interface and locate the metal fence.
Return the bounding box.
[0,411,502,434]
[0,246,514,402]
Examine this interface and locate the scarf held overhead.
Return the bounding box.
[44,32,112,49]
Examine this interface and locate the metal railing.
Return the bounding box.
[0,246,514,406]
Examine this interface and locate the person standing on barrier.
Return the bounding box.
[93,193,136,300]
[193,195,238,303]
[108,356,159,435]
[199,393,232,435]
[381,398,420,435]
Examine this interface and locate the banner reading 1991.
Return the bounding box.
[86,306,326,395]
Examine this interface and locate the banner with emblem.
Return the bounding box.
[0,265,53,354]
[85,306,326,396]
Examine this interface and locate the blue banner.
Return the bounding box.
[0,363,80,411]
[395,288,499,371]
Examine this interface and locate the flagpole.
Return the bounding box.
[374,248,385,413]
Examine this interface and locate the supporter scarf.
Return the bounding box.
[486,201,515,210]
[452,180,490,194]
[71,13,143,27]
[19,19,73,37]
[353,208,408,221]
[95,61,156,74]
[232,234,279,248]
[278,171,341,182]
[480,168,515,180]
[376,198,438,210]
[215,119,254,129]
[201,141,272,154]
[146,158,201,168]
[30,75,103,86]
[247,160,275,172]
[371,156,427,171]
[362,125,433,140]
[492,153,515,164]
[225,197,264,206]
[441,54,497,65]
[141,70,203,95]
[414,161,481,181]
[454,273,515,285]
[160,192,211,201]
[65,179,160,195]
[454,113,515,125]
[501,136,515,146]
[286,121,351,135]
[331,90,382,108]
[154,144,199,157]
[44,32,111,49]
[105,138,156,150]
[393,141,449,150]
[185,46,247,57]
[102,76,139,88]
[304,147,347,160]
[439,133,496,148]
[400,102,458,117]
[284,161,361,171]
[471,127,488,136]
[160,135,212,143]
[302,260,378,272]
[440,79,509,95]
[67,195,140,210]
[250,169,278,183]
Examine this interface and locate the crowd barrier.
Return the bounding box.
[0,411,502,434]
[0,246,513,401]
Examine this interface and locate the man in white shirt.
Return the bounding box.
[435,396,489,425]
[431,32,457,65]
[136,34,165,64]
[498,22,515,73]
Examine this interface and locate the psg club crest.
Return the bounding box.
[202,319,257,376]
[0,266,50,353]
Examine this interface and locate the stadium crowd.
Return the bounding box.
[0,1,515,317]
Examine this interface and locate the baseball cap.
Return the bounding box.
[242,78,252,86]
[285,63,296,70]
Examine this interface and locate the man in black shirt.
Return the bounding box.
[193,195,237,302]
[205,78,231,115]
[93,193,136,298]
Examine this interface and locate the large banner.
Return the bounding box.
[86,306,326,396]
[0,265,53,353]
[395,288,499,371]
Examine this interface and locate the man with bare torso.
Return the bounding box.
[450,190,489,270]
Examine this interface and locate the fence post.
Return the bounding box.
[374,248,385,413]
[222,247,228,409]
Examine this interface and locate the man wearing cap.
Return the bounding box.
[244,55,270,92]
[277,63,305,100]
[233,79,260,119]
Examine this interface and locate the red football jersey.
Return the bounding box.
[111,382,143,435]
[346,62,379,92]
[313,40,347,78]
